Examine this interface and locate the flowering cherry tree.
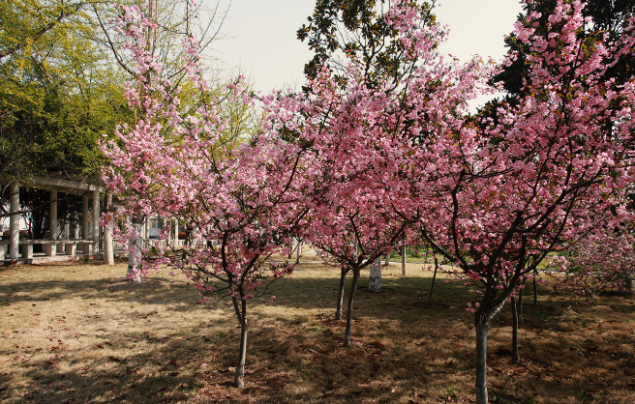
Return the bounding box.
[101,0,635,400]
[559,230,635,298]
[288,0,492,347]
[101,5,312,387]
[403,1,635,402]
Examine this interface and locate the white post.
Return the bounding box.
[103,191,114,265]
[67,211,79,256]
[45,190,58,256]
[369,257,382,292]
[92,189,100,254]
[58,213,68,253]
[82,195,91,254]
[9,184,19,259]
[72,212,79,238]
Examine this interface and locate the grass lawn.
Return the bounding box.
[1,259,634,403]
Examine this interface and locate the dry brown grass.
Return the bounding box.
[1,259,634,404]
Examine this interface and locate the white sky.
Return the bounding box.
[209,0,524,97]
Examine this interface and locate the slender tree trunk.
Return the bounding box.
[335,267,347,320]
[475,317,492,404]
[296,239,302,264]
[511,296,520,364]
[401,236,407,276]
[517,287,524,325]
[127,216,143,282]
[384,252,390,266]
[343,269,360,347]
[428,248,439,303]
[533,267,538,306]
[233,298,249,388]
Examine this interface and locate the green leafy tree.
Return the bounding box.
[492,0,635,97]
[297,0,438,87]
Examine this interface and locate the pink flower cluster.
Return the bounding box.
[103,0,635,313]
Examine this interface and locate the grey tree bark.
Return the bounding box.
[287,239,294,259]
[296,239,302,264]
[475,319,491,404]
[343,269,360,347]
[511,296,520,364]
[517,287,524,325]
[233,296,249,388]
[474,300,506,404]
[533,267,538,306]
[335,267,347,320]
[428,248,439,303]
[401,237,407,276]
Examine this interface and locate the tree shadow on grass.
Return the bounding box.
[2,262,614,326]
[1,306,483,404]
[0,277,203,308]
[1,268,634,403]
[4,301,634,404]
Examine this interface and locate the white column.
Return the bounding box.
[92,190,100,254]
[103,191,114,265]
[58,213,68,253]
[9,184,19,259]
[82,195,90,254]
[369,257,382,292]
[45,190,58,256]
[72,212,79,239]
[67,211,79,256]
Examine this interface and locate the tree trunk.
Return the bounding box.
[127,217,143,282]
[533,267,538,306]
[517,287,524,325]
[296,239,302,264]
[401,236,407,276]
[287,239,293,259]
[343,269,360,347]
[233,298,249,388]
[475,317,492,404]
[511,296,520,364]
[428,249,439,303]
[335,267,347,320]
[384,252,390,266]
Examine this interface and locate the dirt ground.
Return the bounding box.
[1,258,634,404]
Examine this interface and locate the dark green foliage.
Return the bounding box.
[297,0,438,88]
[480,0,635,145]
[491,0,635,97]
